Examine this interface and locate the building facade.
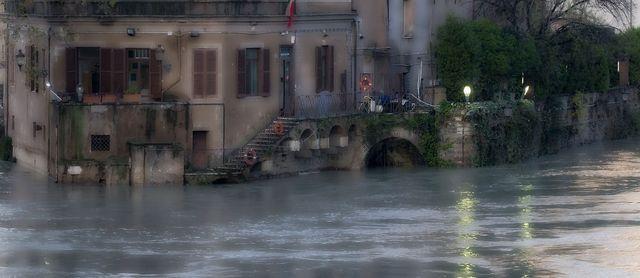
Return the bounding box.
[2,0,357,183]
[353,0,474,99]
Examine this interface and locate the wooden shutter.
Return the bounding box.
[327,45,334,92]
[205,49,217,96]
[112,49,126,95]
[261,48,270,97]
[65,48,77,93]
[193,49,205,98]
[100,48,112,94]
[315,46,322,93]
[237,49,246,98]
[149,49,162,100]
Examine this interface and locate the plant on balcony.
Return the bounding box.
[123,84,141,104]
[95,0,118,15]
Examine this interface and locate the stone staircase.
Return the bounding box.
[207,117,300,179]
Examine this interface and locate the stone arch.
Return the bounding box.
[299,129,316,150]
[329,125,347,148]
[364,137,425,168]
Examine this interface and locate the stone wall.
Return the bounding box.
[55,103,189,185]
[440,87,640,167]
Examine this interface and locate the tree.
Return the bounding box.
[475,0,635,36]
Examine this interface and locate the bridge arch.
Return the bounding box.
[364,137,425,168]
[329,125,347,148]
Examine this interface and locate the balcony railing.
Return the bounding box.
[295,92,359,119]
[4,0,290,18]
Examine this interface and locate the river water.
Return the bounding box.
[1,141,640,277]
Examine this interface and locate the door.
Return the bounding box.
[192,131,208,170]
[280,45,294,116]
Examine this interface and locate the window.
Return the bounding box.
[403,0,414,38]
[128,48,150,95]
[237,48,270,98]
[315,45,334,93]
[90,135,111,152]
[193,49,218,98]
[66,47,161,98]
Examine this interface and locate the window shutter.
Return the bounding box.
[237,49,247,98]
[260,48,271,97]
[327,45,334,92]
[100,48,112,94]
[205,49,217,96]
[315,46,322,93]
[65,48,77,93]
[112,49,126,95]
[193,49,205,98]
[27,45,33,91]
[149,49,162,100]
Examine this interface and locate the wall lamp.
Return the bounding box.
[189,31,200,38]
[127,28,136,37]
[45,81,62,102]
[16,50,26,71]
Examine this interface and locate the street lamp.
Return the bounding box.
[16,50,26,71]
[463,86,471,102]
[523,85,530,99]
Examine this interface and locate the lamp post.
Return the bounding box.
[523,85,530,99]
[463,85,471,103]
[16,50,26,71]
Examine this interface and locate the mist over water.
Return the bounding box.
[1,140,640,277]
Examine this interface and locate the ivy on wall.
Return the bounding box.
[363,112,452,167]
[468,100,540,166]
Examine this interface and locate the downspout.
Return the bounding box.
[47,27,52,179]
[161,31,182,100]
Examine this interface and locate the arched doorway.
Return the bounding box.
[365,137,425,168]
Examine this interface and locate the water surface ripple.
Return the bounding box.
[1,141,640,277]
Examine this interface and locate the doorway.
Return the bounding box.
[280,45,294,116]
[192,131,208,170]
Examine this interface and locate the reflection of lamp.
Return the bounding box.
[16,50,26,71]
[463,86,471,102]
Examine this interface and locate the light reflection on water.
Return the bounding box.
[0,140,639,276]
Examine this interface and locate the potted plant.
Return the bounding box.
[123,84,141,104]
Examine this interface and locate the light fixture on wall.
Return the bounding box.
[45,81,62,102]
[190,31,200,38]
[290,33,296,44]
[250,22,257,31]
[127,28,136,37]
[76,83,84,103]
[322,29,328,37]
[16,50,26,71]
[155,45,165,61]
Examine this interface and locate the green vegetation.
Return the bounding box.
[467,100,540,166]
[364,112,452,167]
[435,16,620,101]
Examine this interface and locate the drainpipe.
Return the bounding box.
[161,31,182,100]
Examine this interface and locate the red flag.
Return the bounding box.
[286,0,295,28]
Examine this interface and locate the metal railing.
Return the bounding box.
[5,0,289,17]
[295,92,358,119]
